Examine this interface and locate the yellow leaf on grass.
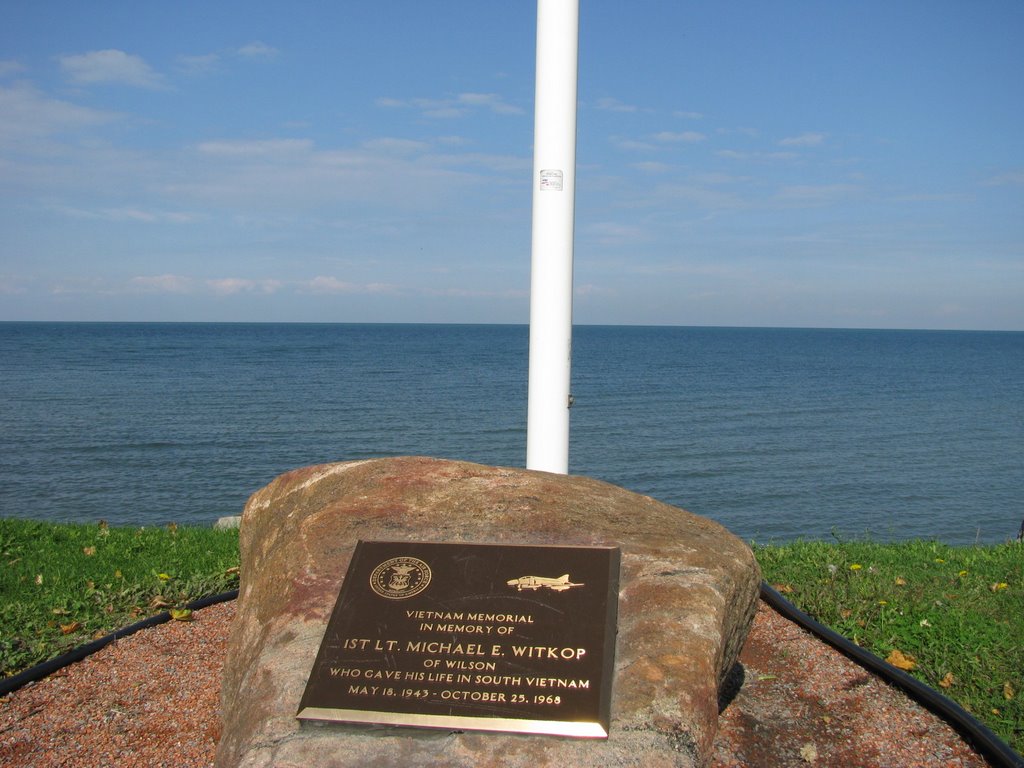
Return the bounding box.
[990,582,1009,592]
[773,583,794,594]
[157,573,171,581]
[60,621,82,635]
[169,608,193,622]
[1004,682,1016,701]
[939,672,954,688]
[849,564,862,571]
[886,649,917,671]
[35,574,43,585]
[894,576,907,586]
[82,546,96,556]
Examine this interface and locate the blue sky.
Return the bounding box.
[1,1,1022,329]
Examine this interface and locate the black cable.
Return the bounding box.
[760,582,1024,768]
[0,589,239,698]
[4,583,1021,768]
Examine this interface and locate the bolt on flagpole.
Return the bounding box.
[526,0,579,474]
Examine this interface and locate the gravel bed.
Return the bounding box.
[1,601,233,768]
[0,600,995,767]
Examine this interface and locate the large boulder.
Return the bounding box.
[217,457,760,768]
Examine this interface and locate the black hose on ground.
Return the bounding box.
[760,582,1024,768]
[2,584,1020,767]
[0,589,239,699]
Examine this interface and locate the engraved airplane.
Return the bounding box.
[506,574,584,592]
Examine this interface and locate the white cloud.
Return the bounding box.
[0,60,26,78]
[58,49,165,89]
[716,149,798,161]
[456,92,522,115]
[422,286,527,299]
[981,171,1024,187]
[717,127,760,138]
[206,278,282,295]
[773,183,860,205]
[362,137,430,154]
[55,205,204,223]
[177,42,277,75]
[887,193,965,203]
[779,132,825,147]
[49,277,110,295]
[651,183,747,211]
[365,283,401,294]
[690,172,748,185]
[574,283,612,297]
[673,110,704,120]
[610,137,656,152]
[303,276,398,294]
[166,136,504,214]
[306,275,353,292]
[586,221,651,246]
[653,131,706,143]
[427,151,529,173]
[595,97,637,112]
[236,41,278,58]
[129,274,195,293]
[631,161,671,173]
[126,275,284,295]
[176,53,221,75]
[378,92,524,118]
[0,275,29,294]
[196,138,314,157]
[0,82,118,143]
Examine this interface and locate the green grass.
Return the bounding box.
[755,538,1023,753]
[0,518,239,676]
[1,519,1020,753]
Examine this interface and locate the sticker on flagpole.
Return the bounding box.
[539,169,564,191]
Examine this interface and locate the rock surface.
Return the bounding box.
[217,457,761,768]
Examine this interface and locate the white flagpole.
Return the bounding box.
[526,0,579,474]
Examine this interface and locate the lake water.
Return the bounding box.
[1,322,1020,544]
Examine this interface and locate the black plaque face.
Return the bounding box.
[297,540,620,738]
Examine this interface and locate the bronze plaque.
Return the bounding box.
[297,540,620,738]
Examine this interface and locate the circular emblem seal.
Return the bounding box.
[369,556,432,600]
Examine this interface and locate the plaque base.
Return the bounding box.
[298,706,610,739]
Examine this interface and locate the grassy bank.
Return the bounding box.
[1,519,1020,752]
[0,518,239,676]
[754,538,1022,752]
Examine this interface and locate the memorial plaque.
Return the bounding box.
[297,540,620,738]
